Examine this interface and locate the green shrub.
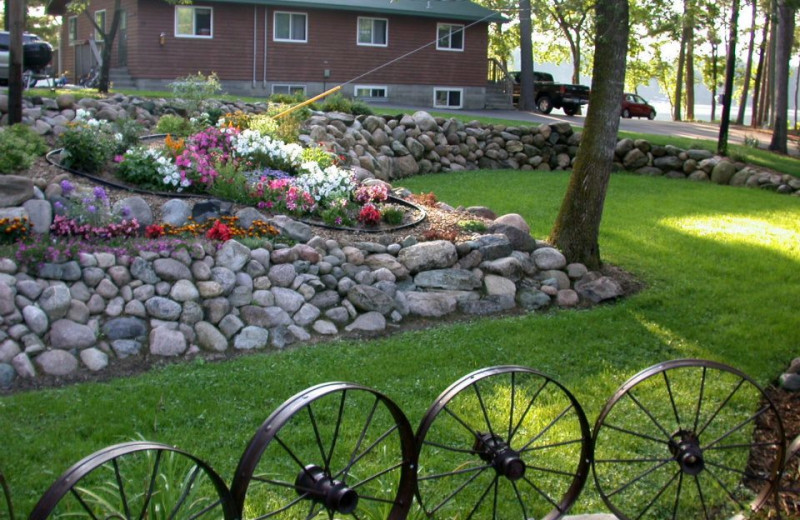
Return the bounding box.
[0,124,48,173]
[458,219,488,233]
[156,115,195,137]
[301,145,336,169]
[247,114,280,137]
[351,100,374,116]
[116,147,183,191]
[114,118,143,154]
[317,93,353,113]
[381,206,405,225]
[169,72,222,116]
[208,162,251,204]
[58,121,116,174]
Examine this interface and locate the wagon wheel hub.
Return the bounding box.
[669,429,705,476]
[295,464,359,514]
[474,433,526,481]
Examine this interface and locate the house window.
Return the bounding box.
[354,85,387,99]
[68,16,77,44]
[274,12,307,42]
[357,17,387,46]
[436,23,464,51]
[272,84,306,96]
[433,88,463,109]
[176,6,213,38]
[94,10,106,41]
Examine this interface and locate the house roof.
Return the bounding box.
[48,0,505,22]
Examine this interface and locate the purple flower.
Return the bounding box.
[87,205,97,214]
[60,180,75,195]
[120,206,131,218]
[93,186,108,201]
[53,201,64,211]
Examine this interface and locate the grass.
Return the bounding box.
[1,168,799,517]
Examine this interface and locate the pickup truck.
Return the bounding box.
[512,71,591,116]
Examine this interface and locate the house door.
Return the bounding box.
[117,10,128,66]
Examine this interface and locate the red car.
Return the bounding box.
[621,93,656,120]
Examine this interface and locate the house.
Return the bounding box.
[46,0,508,109]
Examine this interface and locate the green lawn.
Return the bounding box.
[1,169,798,517]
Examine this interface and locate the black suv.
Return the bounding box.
[0,31,53,87]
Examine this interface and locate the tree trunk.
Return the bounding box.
[711,43,718,121]
[765,10,777,125]
[550,0,628,270]
[674,34,686,120]
[685,21,695,120]
[751,12,769,127]
[768,0,795,153]
[717,0,739,155]
[519,0,536,111]
[7,0,24,125]
[736,0,758,125]
[571,36,581,85]
[794,53,799,131]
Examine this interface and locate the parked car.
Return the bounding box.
[0,31,53,88]
[621,93,656,120]
[512,71,591,116]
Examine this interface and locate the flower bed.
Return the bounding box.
[50,109,423,232]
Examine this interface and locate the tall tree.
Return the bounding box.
[530,0,594,83]
[7,0,24,125]
[736,0,759,124]
[519,0,536,110]
[768,0,797,152]
[550,0,629,269]
[718,0,740,154]
[751,7,770,127]
[684,5,696,120]
[673,0,692,121]
[68,0,122,93]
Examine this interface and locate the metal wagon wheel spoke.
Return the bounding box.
[415,366,591,520]
[231,382,416,520]
[592,359,785,520]
[28,441,236,520]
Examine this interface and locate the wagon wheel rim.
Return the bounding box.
[592,359,785,520]
[231,382,417,520]
[29,441,236,520]
[415,365,591,520]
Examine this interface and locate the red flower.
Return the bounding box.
[357,204,381,226]
[206,220,233,241]
[145,224,165,239]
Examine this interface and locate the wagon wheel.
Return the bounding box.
[415,366,591,519]
[231,382,417,520]
[592,359,785,520]
[29,441,236,520]
[768,434,800,518]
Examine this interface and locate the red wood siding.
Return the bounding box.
[265,9,488,87]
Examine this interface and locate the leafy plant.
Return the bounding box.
[357,203,382,226]
[117,147,187,191]
[458,219,487,233]
[156,114,196,137]
[208,162,251,203]
[0,124,48,173]
[58,117,116,174]
[320,198,356,227]
[743,134,760,149]
[169,72,222,116]
[381,206,404,225]
[114,118,143,154]
[0,216,31,244]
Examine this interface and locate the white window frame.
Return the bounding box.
[175,6,214,39]
[436,23,464,52]
[271,84,306,96]
[273,11,308,43]
[354,85,388,99]
[433,88,463,109]
[94,10,106,42]
[68,16,77,45]
[357,17,388,47]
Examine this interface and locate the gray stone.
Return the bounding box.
[39,285,72,320]
[234,326,269,350]
[107,266,131,287]
[153,258,192,282]
[35,349,78,376]
[22,305,48,335]
[0,282,14,315]
[475,234,513,261]
[197,281,224,298]
[131,257,159,284]
[111,339,142,358]
[293,303,321,326]
[240,305,292,328]
[216,240,251,272]
[344,311,387,332]
[149,327,187,356]
[50,319,96,349]
[325,307,350,324]
[413,269,481,291]
[622,148,649,170]
[397,241,458,273]
[480,257,524,281]
[170,279,199,302]
[11,352,36,378]
[483,275,517,298]
[81,267,105,287]
[272,287,305,313]
[161,199,192,226]
[235,207,270,229]
[80,347,109,371]
[309,290,340,310]
[113,196,153,227]
[575,276,624,303]
[0,363,15,388]
[364,254,410,279]
[459,295,515,315]
[405,292,457,317]
[202,297,231,324]
[347,285,395,315]
[312,320,338,335]
[711,161,738,185]
[487,223,535,252]
[556,289,580,307]
[218,314,245,338]
[532,247,567,270]
[95,279,119,299]
[195,321,228,352]
[779,373,800,391]
[516,288,551,310]
[288,325,311,342]
[16,280,44,300]
[0,339,20,363]
[22,199,53,234]
[143,295,182,319]
[0,175,34,207]
[566,263,589,279]
[102,317,147,340]
[270,215,312,242]
[269,264,297,288]
[540,270,572,290]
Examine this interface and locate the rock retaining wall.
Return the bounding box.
[0,215,623,389]
[2,93,798,195]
